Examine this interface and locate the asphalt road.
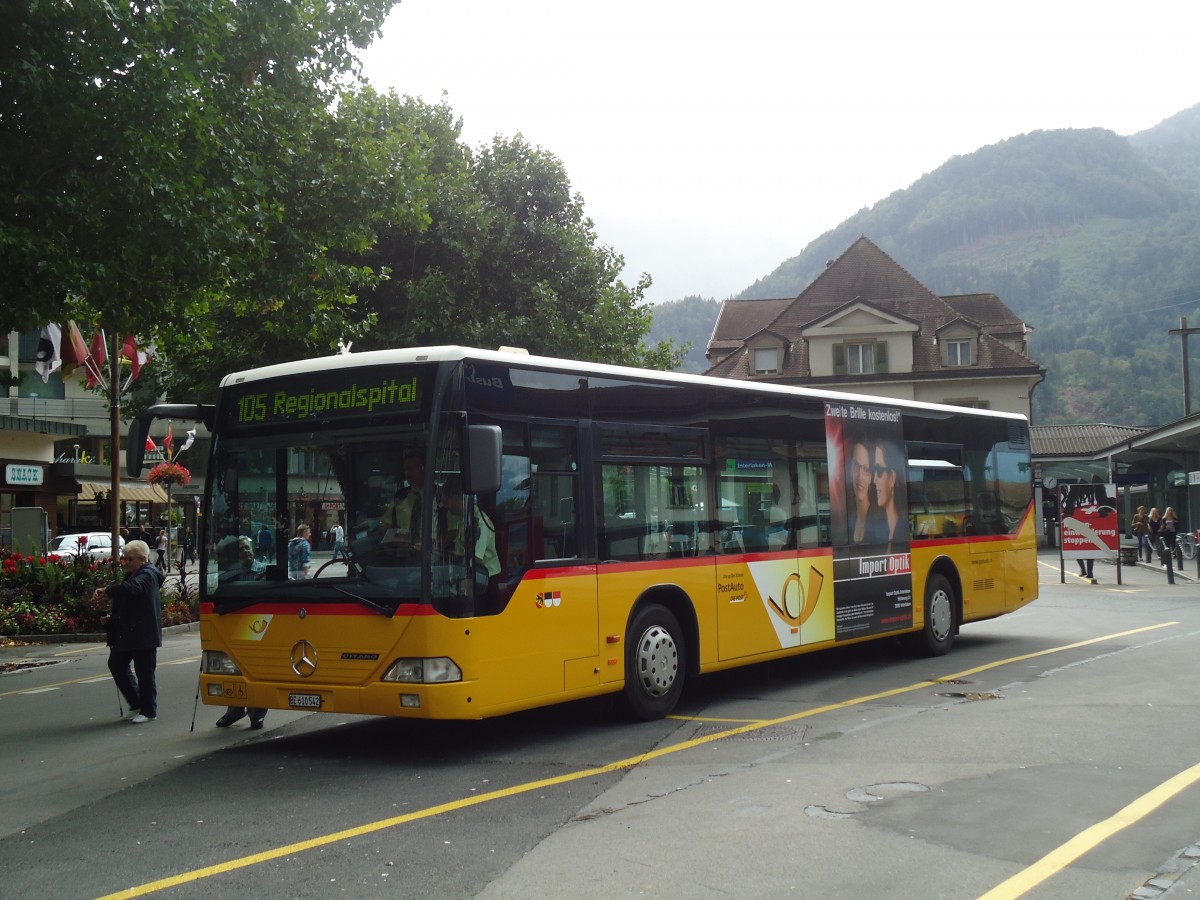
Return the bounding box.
[1,550,1199,899]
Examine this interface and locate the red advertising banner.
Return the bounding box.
[1059,483,1118,559]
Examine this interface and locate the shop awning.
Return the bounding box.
[77,480,169,503]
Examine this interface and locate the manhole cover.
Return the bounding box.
[934,690,1002,701]
[1,659,61,674]
[689,722,808,742]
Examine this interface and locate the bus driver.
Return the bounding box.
[381,450,425,550]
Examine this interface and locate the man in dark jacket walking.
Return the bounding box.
[94,539,164,723]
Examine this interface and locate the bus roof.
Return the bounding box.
[219,344,1028,424]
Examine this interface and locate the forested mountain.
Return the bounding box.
[653,103,1200,427]
[646,295,720,373]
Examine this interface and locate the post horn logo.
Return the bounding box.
[290,640,317,678]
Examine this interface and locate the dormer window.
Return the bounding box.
[753,348,779,375]
[946,339,973,366]
[847,342,873,374]
[834,341,888,375]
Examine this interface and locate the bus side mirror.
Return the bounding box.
[126,403,215,477]
[127,416,147,477]
[463,425,502,495]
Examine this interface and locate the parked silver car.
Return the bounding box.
[47,532,125,562]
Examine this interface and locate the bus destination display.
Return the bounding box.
[220,367,426,431]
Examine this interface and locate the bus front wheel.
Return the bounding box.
[917,573,956,656]
[620,604,685,720]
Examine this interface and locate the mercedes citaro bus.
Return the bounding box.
[130,346,1038,721]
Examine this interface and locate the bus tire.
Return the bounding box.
[917,573,956,656]
[619,604,685,721]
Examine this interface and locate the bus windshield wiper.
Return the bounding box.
[333,586,397,617]
[212,596,270,615]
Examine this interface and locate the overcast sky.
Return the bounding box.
[360,1,1199,303]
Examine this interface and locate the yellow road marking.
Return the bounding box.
[1037,559,1168,590]
[94,621,1178,899]
[53,644,106,657]
[978,760,1200,899]
[0,656,199,699]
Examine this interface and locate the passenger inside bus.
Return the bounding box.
[743,484,790,552]
[436,475,501,614]
[218,536,266,582]
[379,450,425,553]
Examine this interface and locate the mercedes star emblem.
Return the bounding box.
[290,640,317,678]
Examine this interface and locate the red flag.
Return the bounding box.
[90,330,107,366]
[145,436,157,452]
[85,329,107,389]
[120,335,154,381]
[121,335,140,380]
[61,321,89,379]
[164,423,174,460]
[123,337,155,382]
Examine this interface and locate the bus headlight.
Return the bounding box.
[201,651,242,675]
[382,657,462,684]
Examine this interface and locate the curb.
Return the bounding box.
[1120,555,1198,583]
[5,621,201,645]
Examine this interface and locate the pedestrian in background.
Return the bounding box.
[1077,556,1095,583]
[1162,507,1182,568]
[215,705,267,730]
[1131,505,1150,563]
[257,522,274,562]
[1147,507,1163,563]
[329,521,346,561]
[94,540,163,724]
[288,524,312,580]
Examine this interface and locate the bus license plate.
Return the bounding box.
[289,693,322,709]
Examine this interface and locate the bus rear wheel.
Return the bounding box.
[916,573,956,656]
[619,604,685,721]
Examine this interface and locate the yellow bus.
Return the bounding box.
[131,346,1038,721]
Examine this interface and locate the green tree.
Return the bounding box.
[155,88,437,401]
[648,295,719,373]
[1,1,410,339]
[352,111,683,370]
[1,0,418,542]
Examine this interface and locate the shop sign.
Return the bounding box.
[6,464,44,486]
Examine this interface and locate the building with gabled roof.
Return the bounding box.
[705,236,1045,419]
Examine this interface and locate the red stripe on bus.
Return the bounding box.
[199,601,438,617]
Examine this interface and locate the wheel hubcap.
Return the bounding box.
[929,588,952,641]
[634,624,678,697]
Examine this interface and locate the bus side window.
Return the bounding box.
[530,424,578,562]
[600,463,641,561]
[533,475,577,560]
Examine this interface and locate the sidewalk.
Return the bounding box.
[1039,546,1200,587]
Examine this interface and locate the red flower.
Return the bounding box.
[146,462,191,487]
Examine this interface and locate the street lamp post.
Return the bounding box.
[1168,316,1200,417]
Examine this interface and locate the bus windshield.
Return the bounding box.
[203,427,432,613]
